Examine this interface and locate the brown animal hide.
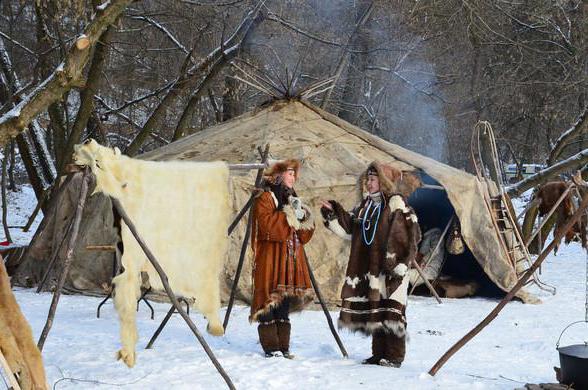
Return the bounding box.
[0,256,48,389]
[535,181,586,251]
[434,278,480,299]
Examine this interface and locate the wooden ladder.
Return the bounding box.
[471,121,555,294]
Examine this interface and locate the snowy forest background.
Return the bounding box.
[0,0,586,201]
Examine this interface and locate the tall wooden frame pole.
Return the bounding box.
[429,193,588,376]
[223,144,269,330]
[111,198,235,390]
[37,169,90,351]
[303,249,348,358]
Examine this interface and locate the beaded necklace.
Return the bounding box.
[361,197,382,246]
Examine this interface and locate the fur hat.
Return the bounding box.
[264,159,301,181]
[358,161,421,198]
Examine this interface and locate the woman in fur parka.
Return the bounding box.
[321,162,421,367]
[250,159,315,358]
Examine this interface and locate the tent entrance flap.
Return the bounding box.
[409,172,504,298]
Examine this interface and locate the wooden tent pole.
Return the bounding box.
[410,259,442,304]
[223,144,269,330]
[409,216,453,296]
[37,169,90,351]
[36,217,75,293]
[429,193,588,376]
[111,198,235,390]
[303,248,349,358]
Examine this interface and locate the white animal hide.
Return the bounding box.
[73,140,229,367]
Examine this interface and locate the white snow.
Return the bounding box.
[4,187,588,389]
[96,1,110,11]
[0,184,42,245]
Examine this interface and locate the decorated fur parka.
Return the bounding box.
[322,162,421,337]
[250,178,315,322]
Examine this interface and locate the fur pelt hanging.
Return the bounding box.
[0,257,48,389]
[73,139,229,368]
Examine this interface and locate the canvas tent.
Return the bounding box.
[11,100,537,305]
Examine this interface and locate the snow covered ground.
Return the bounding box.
[3,186,588,389]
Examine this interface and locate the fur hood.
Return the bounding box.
[358,161,421,199]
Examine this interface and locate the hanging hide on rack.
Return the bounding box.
[73,140,230,368]
[535,181,586,251]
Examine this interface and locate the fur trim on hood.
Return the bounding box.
[358,161,421,198]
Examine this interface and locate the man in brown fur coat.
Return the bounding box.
[321,162,421,367]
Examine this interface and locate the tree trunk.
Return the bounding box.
[2,144,12,243]
[338,27,369,124]
[14,133,45,200]
[320,2,374,111]
[7,140,15,191]
[61,25,114,173]
[222,76,242,122]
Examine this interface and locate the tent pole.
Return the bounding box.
[36,217,75,293]
[409,216,453,297]
[145,298,190,349]
[410,259,442,304]
[429,192,588,376]
[303,248,349,358]
[111,198,236,390]
[37,168,90,351]
[223,144,270,330]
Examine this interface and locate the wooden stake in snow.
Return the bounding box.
[429,192,588,376]
[37,168,91,351]
[223,144,270,330]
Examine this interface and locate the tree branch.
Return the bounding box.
[0,0,134,147]
[547,106,588,166]
[507,148,588,197]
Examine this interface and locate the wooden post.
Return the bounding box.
[227,194,255,236]
[36,217,75,293]
[410,259,442,304]
[303,249,349,358]
[111,198,235,390]
[428,193,588,376]
[409,216,453,296]
[223,144,269,329]
[37,169,90,351]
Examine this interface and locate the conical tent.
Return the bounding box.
[13,99,536,304]
[140,100,536,304]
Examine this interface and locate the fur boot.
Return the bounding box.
[381,331,405,366]
[276,321,292,357]
[258,323,280,356]
[362,330,386,364]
